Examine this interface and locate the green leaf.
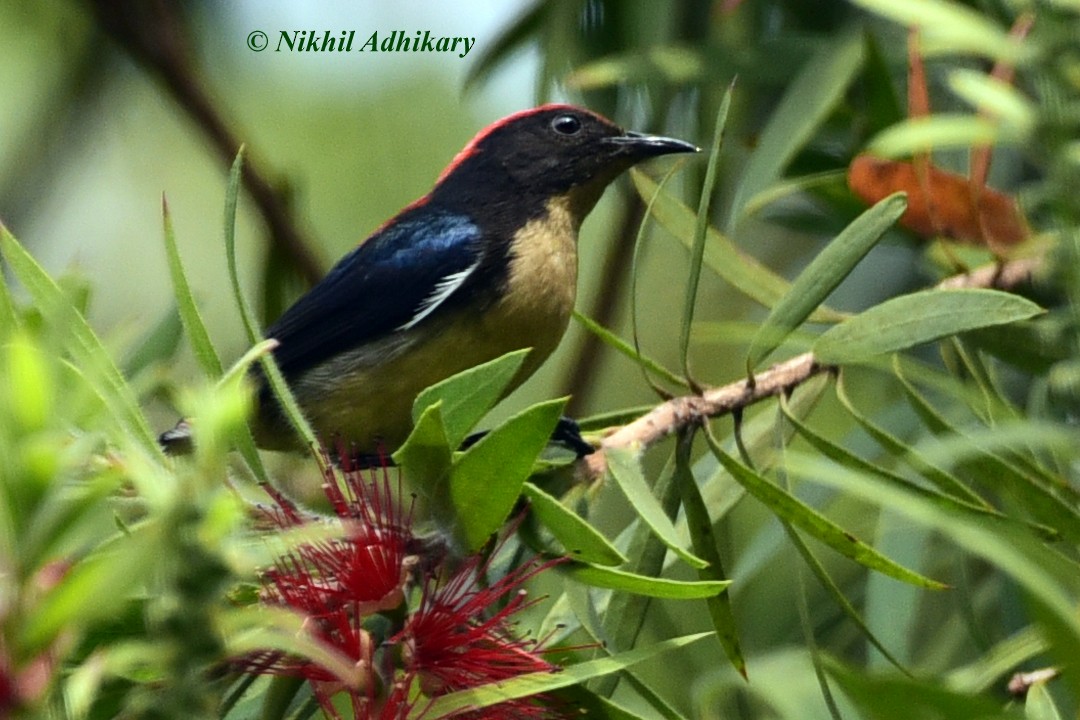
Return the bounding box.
[948,69,1036,132]
[218,151,284,482]
[946,626,1045,693]
[595,457,681,698]
[704,429,946,590]
[569,564,729,599]
[815,289,1045,363]
[0,226,159,455]
[423,632,713,718]
[728,25,864,226]
[162,196,224,378]
[393,402,452,500]
[412,348,530,450]
[630,171,844,323]
[825,656,1018,720]
[522,482,627,566]
[0,241,17,332]
[566,47,703,89]
[747,193,906,368]
[574,311,687,390]
[834,374,986,506]
[780,394,1013,522]
[22,528,158,654]
[794,453,1080,695]
[674,430,746,678]
[847,0,1023,63]
[450,398,566,552]
[681,82,733,380]
[606,448,708,570]
[868,114,1021,157]
[224,148,262,346]
[1026,681,1065,720]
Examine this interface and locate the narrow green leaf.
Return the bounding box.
[0,239,19,332]
[747,193,906,368]
[412,348,530,449]
[631,170,844,322]
[595,457,680,698]
[224,148,262,346]
[825,656,1016,720]
[891,363,1080,543]
[948,69,1036,132]
[574,312,686,390]
[815,289,1045,363]
[0,226,159,454]
[703,428,946,590]
[674,430,746,678]
[868,114,1021,157]
[217,162,318,468]
[606,448,708,570]
[786,520,912,676]
[569,565,729,599]
[450,398,566,552]
[522,482,627,566]
[780,394,1009,520]
[793,453,1080,689]
[629,160,694,394]
[566,47,703,89]
[834,375,986,505]
[162,196,224,378]
[741,170,847,220]
[946,626,1045,693]
[729,25,864,226]
[217,154,276,482]
[422,632,713,718]
[848,0,1022,63]
[681,83,733,380]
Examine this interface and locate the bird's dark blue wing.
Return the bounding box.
[264,207,483,379]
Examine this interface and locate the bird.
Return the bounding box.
[160,105,697,459]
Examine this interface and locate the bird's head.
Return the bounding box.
[431,105,698,218]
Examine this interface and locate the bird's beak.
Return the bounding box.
[604,130,700,159]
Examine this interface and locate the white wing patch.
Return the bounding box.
[398,260,480,331]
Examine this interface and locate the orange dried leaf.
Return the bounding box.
[847,155,1027,252]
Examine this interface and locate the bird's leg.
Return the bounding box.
[551,416,596,457]
[461,416,595,458]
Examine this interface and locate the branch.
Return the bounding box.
[84,0,324,287]
[583,255,1044,480]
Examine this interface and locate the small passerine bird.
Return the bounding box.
[161,104,697,456]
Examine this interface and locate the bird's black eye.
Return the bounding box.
[551,114,582,136]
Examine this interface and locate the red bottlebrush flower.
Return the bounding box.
[262,462,416,617]
[398,552,565,718]
[248,462,420,718]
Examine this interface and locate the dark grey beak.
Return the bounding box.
[605,130,700,158]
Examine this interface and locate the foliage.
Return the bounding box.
[2,0,1080,718]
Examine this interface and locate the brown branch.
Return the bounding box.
[83,0,324,287]
[583,255,1044,480]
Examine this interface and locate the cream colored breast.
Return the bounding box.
[483,195,579,374]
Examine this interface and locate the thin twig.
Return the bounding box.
[84,0,324,287]
[583,256,1043,480]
